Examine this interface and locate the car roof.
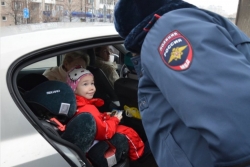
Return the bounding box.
[0,22,119,67]
[0,22,117,37]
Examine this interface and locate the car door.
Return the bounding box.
[5,30,124,167]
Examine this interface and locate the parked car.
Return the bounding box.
[0,22,156,167]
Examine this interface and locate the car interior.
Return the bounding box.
[12,36,158,167]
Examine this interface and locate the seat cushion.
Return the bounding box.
[87,133,129,167]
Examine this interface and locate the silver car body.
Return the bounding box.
[0,23,118,167]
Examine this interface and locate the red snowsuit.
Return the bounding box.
[75,95,144,161]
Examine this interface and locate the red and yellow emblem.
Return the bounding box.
[158,30,193,71]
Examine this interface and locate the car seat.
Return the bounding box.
[23,80,129,167]
[17,73,48,95]
[86,48,96,66]
[114,77,158,167]
[114,78,147,143]
[114,78,138,110]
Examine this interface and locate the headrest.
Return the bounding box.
[24,81,76,118]
[17,73,48,92]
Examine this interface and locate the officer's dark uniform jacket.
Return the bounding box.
[128,7,250,167]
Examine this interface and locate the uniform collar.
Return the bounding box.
[124,1,197,53]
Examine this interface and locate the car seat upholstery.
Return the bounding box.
[61,112,97,153]
[24,80,77,128]
[87,133,129,167]
[86,48,96,66]
[114,78,138,109]
[114,78,159,167]
[17,73,48,95]
[17,69,47,82]
[114,78,147,143]
[23,80,129,167]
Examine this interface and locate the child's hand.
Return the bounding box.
[106,112,112,115]
[109,111,117,117]
[115,112,123,121]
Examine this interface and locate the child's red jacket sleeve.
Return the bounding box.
[95,110,120,140]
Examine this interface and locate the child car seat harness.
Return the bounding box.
[24,80,129,167]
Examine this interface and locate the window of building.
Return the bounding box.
[55,5,59,11]
[17,16,23,24]
[31,3,39,10]
[1,1,5,6]
[13,1,23,10]
[45,4,50,11]
[55,5,63,11]
[2,16,7,21]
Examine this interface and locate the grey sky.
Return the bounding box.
[184,0,239,14]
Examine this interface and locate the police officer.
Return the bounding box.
[114,0,250,166]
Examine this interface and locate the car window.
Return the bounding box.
[109,45,119,55]
[24,57,57,69]
[109,45,120,63]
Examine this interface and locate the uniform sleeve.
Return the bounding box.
[140,9,250,165]
[86,105,119,140]
[134,58,213,166]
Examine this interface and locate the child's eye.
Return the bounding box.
[83,83,88,86]
[91,82,94,85]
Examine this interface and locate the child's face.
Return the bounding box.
[75,75,96,99]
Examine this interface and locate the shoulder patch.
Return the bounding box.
[158,30,193,71]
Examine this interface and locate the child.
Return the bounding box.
[67,65,144,161]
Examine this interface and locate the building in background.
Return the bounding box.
[196,4,237,24]
[1,0,96,25]
[236,0,250,37]
[1,0,28,26]
[96,0,116,22]
[1,0,236,26]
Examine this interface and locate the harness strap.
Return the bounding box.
[50,117,66,131]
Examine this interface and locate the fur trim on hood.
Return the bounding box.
[114,0,197,53]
